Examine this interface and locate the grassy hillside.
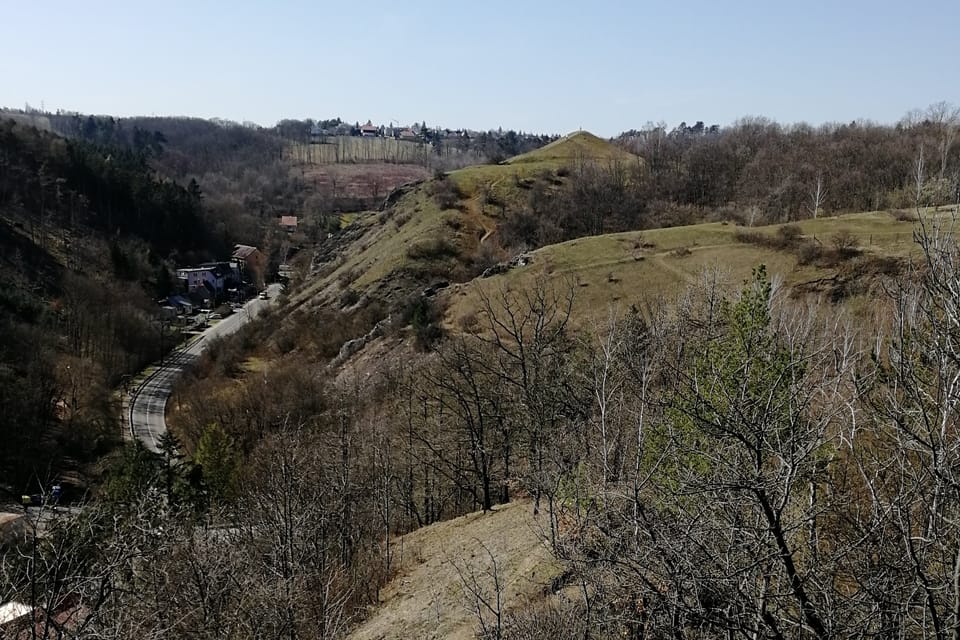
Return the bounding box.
[443,209,934,330]
[506,130,637,165]
[289,133,630,310]
[349,500,561,640]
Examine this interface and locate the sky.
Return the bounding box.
[1,0,958,136]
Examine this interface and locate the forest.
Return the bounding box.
[0,118,245,490]
[3,102,960,639]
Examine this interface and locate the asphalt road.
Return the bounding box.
[129,284,282,452]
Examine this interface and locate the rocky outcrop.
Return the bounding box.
[332,314,392,367]
[480,252,533,278]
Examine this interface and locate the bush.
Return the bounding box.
[796,240,822,265]
[735,225,802,251]
[339,288,360,308]
[392,211,411,228]
[399,295,444,350]
[831,230,860,259]
[406,237,459,261]
[337,267,360,288]
[890,208,917,222]
[778,224,802,246]
[430,174,464,210]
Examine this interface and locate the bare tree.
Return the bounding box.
[809,170,827,218]
[450,539,504,640]
[927,101,960,180]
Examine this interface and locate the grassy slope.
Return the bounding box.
[290,132,636,310]
[288,184,461,310]
[348,500,561,640]
[506,130,637,165]
[444,210,934,330]
[449,131,639,205]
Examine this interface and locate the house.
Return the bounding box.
[175,263,233,296]
[167,295,194,315]
[0,597,89,639]
[279,215,298,233]
[360,120,378,137]
[398,128,418,140]
[232,244,266,289]
[176,266,222,293]
[0,601,32,636]
[309,123,325,144]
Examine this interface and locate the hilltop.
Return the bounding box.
[287,131,642,312]
[505,130,638,165]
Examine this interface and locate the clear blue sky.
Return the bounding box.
[1,0,957,136]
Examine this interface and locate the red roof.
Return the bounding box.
[279,215,298,227]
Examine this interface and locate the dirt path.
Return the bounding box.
[348,500,561,640]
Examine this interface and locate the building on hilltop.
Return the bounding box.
[360,120,378,137]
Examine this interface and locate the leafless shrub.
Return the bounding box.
[393,211,412,229]
[831,229,860,259]
[796,240,823,265]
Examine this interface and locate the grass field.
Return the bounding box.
[443,209,946,330]
[448,131,641,207]
[290,131,948,334]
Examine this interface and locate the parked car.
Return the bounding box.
[258,291,269,300]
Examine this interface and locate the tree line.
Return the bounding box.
[498,103,959,253]
[0,118,232,491]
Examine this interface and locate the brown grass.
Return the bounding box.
[348,500,561,640]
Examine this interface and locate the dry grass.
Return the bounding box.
[348,500,561,640]
[444,210,939,330]
[506,131,638,165]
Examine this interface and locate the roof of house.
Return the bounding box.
[280,215,298,227]
[360,120,378,131]
[0,602,31,626]
[232,244,259,260]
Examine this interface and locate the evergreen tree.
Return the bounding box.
[193,423,239,504]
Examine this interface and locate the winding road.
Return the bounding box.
[129,284,282,452]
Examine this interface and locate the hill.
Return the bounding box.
[505,130,638,165]
[444,209,928,329]
[0,118,226,490]
[287,131,643,311]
